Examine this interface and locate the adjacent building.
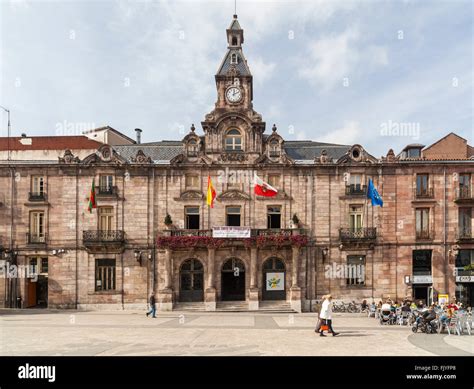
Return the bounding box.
[0,15,473,311]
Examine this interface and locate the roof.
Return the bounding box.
[284,141,351,160]
[0,136,103,151]
[229,16,242,30]
[114,143,184,162]
[84,126,136,144]
[217,49,251,76]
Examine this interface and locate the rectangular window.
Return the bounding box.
[267,206,281,229]
[226,206,241,227]
[349,174,362,190]
[185,175,199,189]
[349,205,363,232]
[267,174,281,189]
[455,249,474,268]
[412,250,432,275]
[29,258,38,274]
[415,208,430,238]
[458,173,471,198]
[98,207,114,231]
[31,176,44,195]
[29,211,45,242]
[185,207,200,230]
[346,255,365,285]
[407,148,421,158]
[99,175,114,194]
[416,174,429,196]
[458,208,471,237]
[41,257,48,273]
[95,259,116,291]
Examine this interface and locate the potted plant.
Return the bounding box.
[164,213,173,229]
[291,214,300,229]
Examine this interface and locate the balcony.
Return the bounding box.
[455,187,474,204]
[345,185,367,196]
[26,233,48,245]
[83,230,125,253]
[339,227,376,241]
[269,151,280,158]
[455,267,474,282]
[415,229,433,241]
[456,227,473,242]
[96,186,118,198]
[158,228,308,249]
[414,187,434,200]
[28,192,47,202]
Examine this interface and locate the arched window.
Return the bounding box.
[230,53,238,64]
[232,37,238,46]
[225,129,242,151]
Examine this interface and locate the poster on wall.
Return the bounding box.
[438,294,449,305]
[266,272,284,291]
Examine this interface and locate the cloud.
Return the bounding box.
[318,121,363,145]
[250,57,276,86]
[297,27,388,91]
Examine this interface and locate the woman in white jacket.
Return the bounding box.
[316,294,340,337]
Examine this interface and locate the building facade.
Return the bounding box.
[0,15,473,311]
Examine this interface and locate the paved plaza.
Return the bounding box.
[1,309,472,356]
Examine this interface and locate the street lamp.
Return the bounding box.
[0,106,11,161]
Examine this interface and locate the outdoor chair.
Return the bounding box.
[447,316,461,336]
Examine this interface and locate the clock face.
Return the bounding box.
[226,87,242,103]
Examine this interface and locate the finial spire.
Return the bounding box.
[234,0,237,16]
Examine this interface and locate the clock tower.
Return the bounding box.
[201,14,265,160]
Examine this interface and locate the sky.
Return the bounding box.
[0,0,473,157]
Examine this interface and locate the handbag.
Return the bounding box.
[320,319,329,331]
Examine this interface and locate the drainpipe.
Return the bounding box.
[443,167,448,295]
[75,167,79,309]
[9,166,14,308]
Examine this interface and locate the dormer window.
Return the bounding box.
[407,148,421,158]
[230,53,238,64]
[225,129,242,151]
[232,37,238,46]
[187,139,198,157]
[269,140,280,158]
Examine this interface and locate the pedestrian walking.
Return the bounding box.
[146,291,157,318]
[315,294,339,337]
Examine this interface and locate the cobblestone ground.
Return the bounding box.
[1,309,472,356]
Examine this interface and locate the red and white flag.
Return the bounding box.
[254,174,278,197]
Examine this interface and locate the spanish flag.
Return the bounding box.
[88,179,97,213]
[206,175,216,208]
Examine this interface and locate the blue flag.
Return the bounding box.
[367,179,383,207]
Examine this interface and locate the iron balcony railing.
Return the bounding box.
[165,228,306,237]
[455,187,473,201]
[456,227,472,240]
[339,227,376,240]
[26,233,48,244]
[454,267,474,277]
[414,187,434,199]
[345,185,367,196]
[97,186,118,196]
[28,192,47,201]
[83,230,125,243]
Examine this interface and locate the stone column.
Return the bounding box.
[158,249,173,311]
[248,247,259,311]
[205,247,217,311]
[290,246,302,312]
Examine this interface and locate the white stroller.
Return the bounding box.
[379,304,396,325]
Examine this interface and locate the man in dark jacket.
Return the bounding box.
[146,292,157,318]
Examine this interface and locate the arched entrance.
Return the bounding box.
[262,257,286,300]
[221,258,246,301]
[179,259,204,302]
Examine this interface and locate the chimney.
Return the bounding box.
[135,128,142,144]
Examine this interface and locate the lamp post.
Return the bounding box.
[0,106,11,161]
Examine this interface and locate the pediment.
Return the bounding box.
[81,145,128,165]
[174,190,205,201]
[131,149,152,164]
[337,145,378,165]
[217,190,251,201]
